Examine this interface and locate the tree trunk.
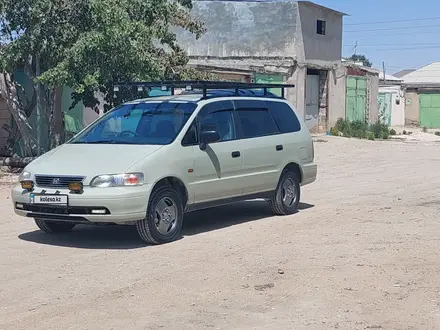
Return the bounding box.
[51,87,64,148]
[0,73,37,157]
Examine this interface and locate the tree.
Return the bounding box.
[346,54,372,67]
[0,0,204,162]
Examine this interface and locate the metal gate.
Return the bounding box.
[378,92,392,125]
[346,76,367,122]
[420,93,440,128]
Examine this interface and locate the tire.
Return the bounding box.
[136,186,184,245]
[34,219,76,233]
[269,170,301,215]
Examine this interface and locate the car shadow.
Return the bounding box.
[18,224,147,250]
[18,201,314,249]
[182,200,314,236]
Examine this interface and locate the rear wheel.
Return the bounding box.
[136,186,184,245]
[269,170,301,215]
[34,219,76,233]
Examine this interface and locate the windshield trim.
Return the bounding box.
[69,101,198,146]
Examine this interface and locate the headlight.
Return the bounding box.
[19,170,32,181]
[90,173,144,188]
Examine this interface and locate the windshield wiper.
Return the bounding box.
[73,140,138,145]
[72,140,116,144]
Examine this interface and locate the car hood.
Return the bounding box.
[26,143,163,182]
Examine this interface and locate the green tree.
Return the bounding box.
[0,0,204,158]
[346,54,372,67]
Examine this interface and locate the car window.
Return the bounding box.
[70,102,196,145]
[102,108,143,135]
[266,101,301,133]
[197,101,236,142]
[234,100,279,139]
[182,121,198,146]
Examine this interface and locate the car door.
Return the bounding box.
[184,100,244,203]
[233,99,285,195]
[267,100,305,166]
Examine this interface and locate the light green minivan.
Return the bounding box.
[12,83,317,244]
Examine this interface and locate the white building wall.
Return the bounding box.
[379,85,405,126]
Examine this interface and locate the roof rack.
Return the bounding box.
[113,80,295,99]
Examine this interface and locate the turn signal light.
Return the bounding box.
[124,174,140,185]
[20,180,34,191]
[68,182,83,192]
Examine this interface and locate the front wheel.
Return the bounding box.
[269,170,301,215]
[136,186,184,245]
[34,219,76,233]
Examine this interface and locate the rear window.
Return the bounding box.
[266,101,301,133]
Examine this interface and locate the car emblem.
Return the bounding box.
[52,178,61,185]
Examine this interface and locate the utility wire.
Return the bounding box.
[355,45,440,51]
[345,24,440,33]
[343,43,440,47]
[345,16,440,25]
[344,30,440,37]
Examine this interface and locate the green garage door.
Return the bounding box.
[420,93,440,128]
[254,73,283,97]
[378,92,392,125]
[346,76,367,122]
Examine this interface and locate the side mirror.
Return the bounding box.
[199,130,220,150]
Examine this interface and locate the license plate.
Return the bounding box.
[30,194,68,206]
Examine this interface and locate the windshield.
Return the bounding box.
[70,101,197,145]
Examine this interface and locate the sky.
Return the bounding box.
[313,0,440,74]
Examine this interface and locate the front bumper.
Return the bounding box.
[11,184,153,224]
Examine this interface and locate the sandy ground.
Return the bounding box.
[1,137,440,330]
[388,127,440,144]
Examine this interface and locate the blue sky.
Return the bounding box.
[314,0,440,74]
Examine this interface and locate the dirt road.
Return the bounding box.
[1,137,440,330]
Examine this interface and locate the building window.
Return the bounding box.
[317,20,326,35]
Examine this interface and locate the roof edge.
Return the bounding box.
[297,1,348,16]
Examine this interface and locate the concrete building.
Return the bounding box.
[403,62,440,128]
[175,0,348,132]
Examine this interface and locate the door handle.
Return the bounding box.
[276,145,283,151]
[231,151,241,158]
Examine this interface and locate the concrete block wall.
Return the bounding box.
[175,0,299,58]
[327,66,346,128]
[367,74,379,123]
[285,66,306,120]
[404,91,420,126]
[318,70,328,131]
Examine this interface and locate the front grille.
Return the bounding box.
[34,175,85,189]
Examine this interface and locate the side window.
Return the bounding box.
[198,101,236,142]
[234,100,279,139]
[182,120,198,146]
[266,101,301,133]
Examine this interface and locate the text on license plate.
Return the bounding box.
[31,194,68,205]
